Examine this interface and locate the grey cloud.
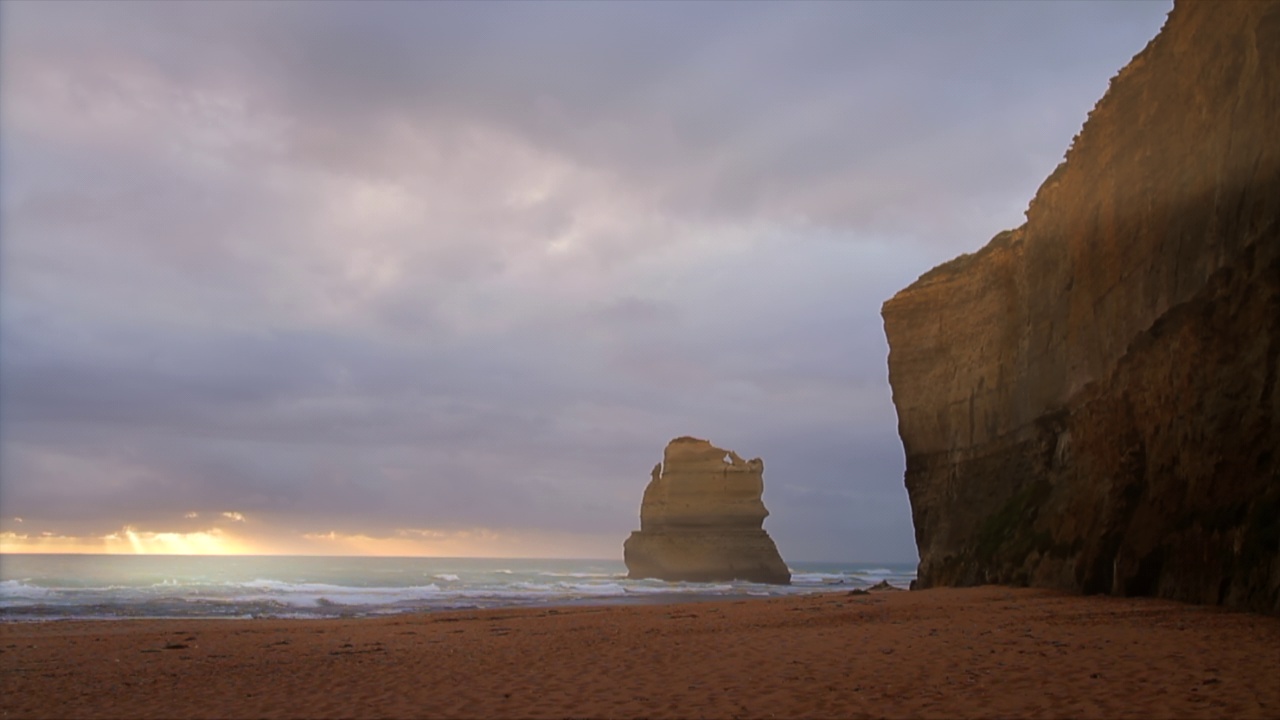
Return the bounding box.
[6,1,1170,237]
[1,0,1172,561]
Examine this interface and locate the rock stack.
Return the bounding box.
[624,437,790,584]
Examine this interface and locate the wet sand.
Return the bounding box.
[3,586,1278,719]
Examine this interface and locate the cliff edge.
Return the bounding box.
[882,0,1280,612]
[624,437,790,584]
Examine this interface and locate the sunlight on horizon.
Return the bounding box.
[0,525,617,559]
[0,527,255,556]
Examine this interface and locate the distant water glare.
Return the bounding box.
[0,555,917,621]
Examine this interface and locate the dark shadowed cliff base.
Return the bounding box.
[883,0,1280,613]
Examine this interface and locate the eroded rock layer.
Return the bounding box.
[882,0,1280,612]
[624,437,790,584]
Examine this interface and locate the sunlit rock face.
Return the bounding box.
[624,437,790,584]
[882,0,1280,612]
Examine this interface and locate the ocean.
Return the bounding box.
[0,554,916,622]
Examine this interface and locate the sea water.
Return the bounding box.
[0,554,916,621]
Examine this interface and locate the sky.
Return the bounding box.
[0,0,1172,562]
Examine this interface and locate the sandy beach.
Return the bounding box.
[2,586,1278,719]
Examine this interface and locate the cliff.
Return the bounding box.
[882,0,1280,612]
[624,437,790,584]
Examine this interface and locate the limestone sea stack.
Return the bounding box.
[624,437,790,584]
[882,0,1279,612]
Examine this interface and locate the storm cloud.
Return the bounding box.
[0,1,1171,560]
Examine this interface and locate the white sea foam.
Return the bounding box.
[790,572,853,584]
[0,580,53,605]
[622,583,734,594]
[211,580,446,607]
[0,556,915,621]
[560,582,626,596]
[509,581,554,592]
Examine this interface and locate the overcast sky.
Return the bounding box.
[0,0,1171,561]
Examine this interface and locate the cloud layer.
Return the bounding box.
[0,1,1171,560]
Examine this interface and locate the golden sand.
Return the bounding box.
[3,586,1278,719]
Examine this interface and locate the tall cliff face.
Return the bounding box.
[624,437,790,584]
[882,0,1280,613]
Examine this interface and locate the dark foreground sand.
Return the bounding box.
[3,586,1278,719]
